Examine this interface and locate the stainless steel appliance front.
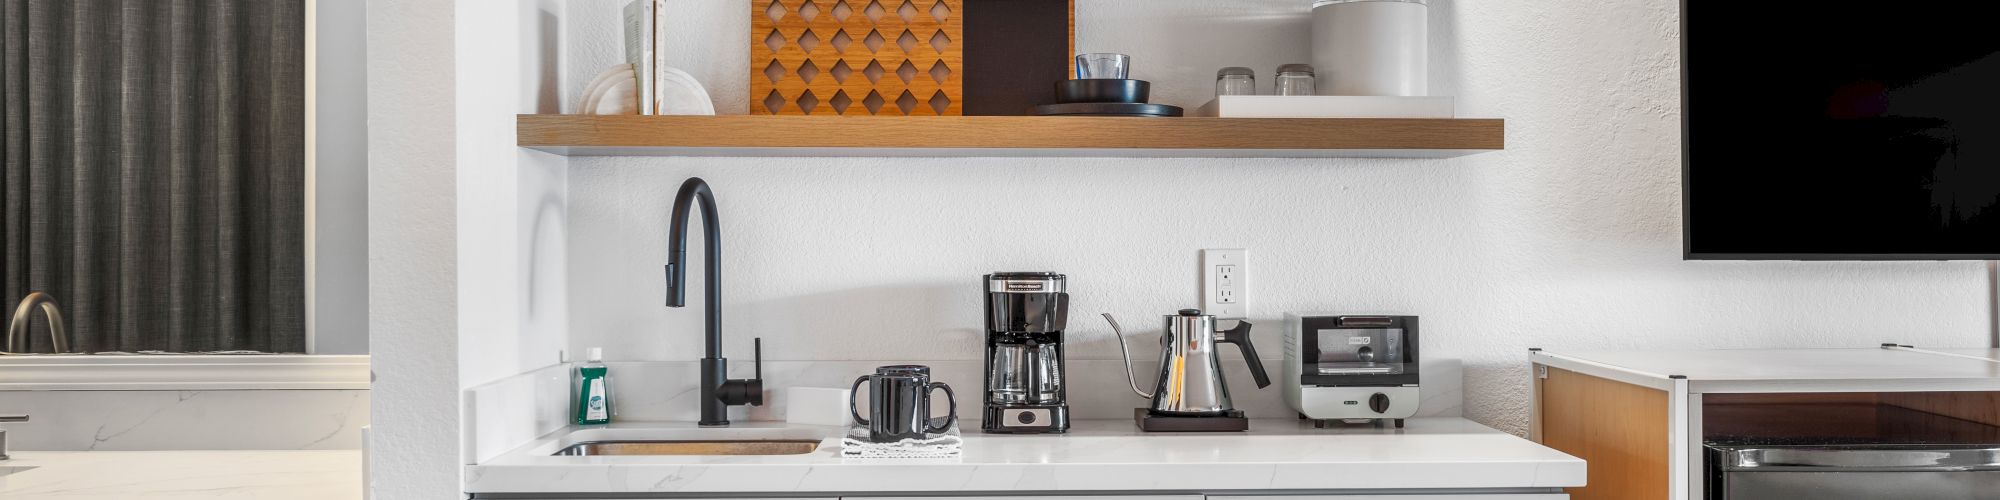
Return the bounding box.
[1709,445,2000,499]
[1281,314,1421,425]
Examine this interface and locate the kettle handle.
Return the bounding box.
[1219,321,1271,389]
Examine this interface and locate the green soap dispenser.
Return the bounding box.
[574,347,613,425]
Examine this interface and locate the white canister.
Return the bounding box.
[1310,0,1428,96]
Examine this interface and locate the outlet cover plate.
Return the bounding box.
[1202,248,1247,319]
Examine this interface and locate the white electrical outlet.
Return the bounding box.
[1201,248,1248,319]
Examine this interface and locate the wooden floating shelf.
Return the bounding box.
[517,114,1504,158]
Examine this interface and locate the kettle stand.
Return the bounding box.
[1134,408,1250,432]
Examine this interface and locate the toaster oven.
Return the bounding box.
[1282,314,1420,426]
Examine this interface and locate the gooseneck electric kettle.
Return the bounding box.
[1104,309,1271,420]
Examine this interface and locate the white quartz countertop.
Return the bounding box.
[0,450,360,499]
[466,418,1584,495]
[1538,348,2000,392]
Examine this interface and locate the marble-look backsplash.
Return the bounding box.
[604,358,1463,423]
[0,389,369,451]
[464,363,572,463]
[462,359,1461,462]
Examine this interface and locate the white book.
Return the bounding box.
[622,0,662,114]
[1194,95,1456,118]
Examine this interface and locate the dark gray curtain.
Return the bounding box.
[0,0,305,353]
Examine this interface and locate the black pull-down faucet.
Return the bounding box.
[665,177,763,427]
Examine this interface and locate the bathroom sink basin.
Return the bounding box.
[552,440,820,456]
[0,465,33,477]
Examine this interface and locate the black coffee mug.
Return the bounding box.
[850,365,956,442]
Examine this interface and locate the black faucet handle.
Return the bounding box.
[717,339,766,407]
[718,337,765,407]
[663,263,681,307]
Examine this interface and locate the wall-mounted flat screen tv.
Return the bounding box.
[1683,1,2000,260]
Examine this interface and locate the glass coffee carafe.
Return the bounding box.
[985,343,1063,404]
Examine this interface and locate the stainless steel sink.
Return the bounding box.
[552,440,821,456]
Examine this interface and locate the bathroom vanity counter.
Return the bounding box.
[466,417,1583,498]
[0,450,361,499]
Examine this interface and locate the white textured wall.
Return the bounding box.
[458,0,572,390]
[519,0,573,378]
[559,0,1992,435]
[370,0,572,494]
[371,0,570,496]
[366,0,458,497]
[370,0,572,492]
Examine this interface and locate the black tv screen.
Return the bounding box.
[1683,1,2000,260]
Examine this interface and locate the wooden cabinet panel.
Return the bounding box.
[751,0,964,116]
[1882,392,2000,426]
[1535,365,1668,500]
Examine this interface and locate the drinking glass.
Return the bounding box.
[1216,67,1257,96]
[1275,63,1317,96]
[1075,53,1131,79]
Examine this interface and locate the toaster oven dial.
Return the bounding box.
[1368,393,1391,414]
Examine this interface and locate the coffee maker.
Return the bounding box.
[981,272,1070,433]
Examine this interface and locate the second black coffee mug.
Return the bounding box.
[850,365,956,442]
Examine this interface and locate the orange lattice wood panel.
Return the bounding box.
[751,0,963,116]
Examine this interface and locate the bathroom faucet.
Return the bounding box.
[5,292,69,354]
[665,177,763,427]
[0,414,26,460]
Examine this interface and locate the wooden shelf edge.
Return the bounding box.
[517,114,1505,158]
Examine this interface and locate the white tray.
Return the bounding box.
[1194,95,1455,118]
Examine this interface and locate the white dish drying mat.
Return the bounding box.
[841,422,962,458]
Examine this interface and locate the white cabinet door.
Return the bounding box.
[1211,495,1565,500]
